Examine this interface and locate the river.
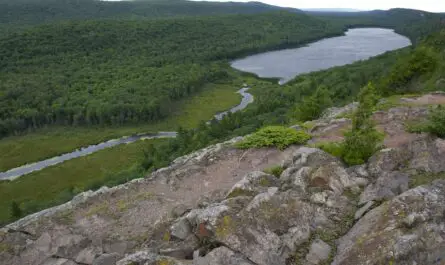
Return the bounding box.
[1,28,412,180]
[231,28,412,84]
[0,88,253,181]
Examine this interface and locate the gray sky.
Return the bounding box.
[191,0,445,12]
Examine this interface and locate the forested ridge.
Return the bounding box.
[0,11,344,138]
[1,0,445,225]
[0,0,300,25]
[311,8,445,43]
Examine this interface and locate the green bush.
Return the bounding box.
[236,126,311,150]
[381,47,438,95]
[342,128,384,165]
[342,82,384,165]
[315,142,344,159]
[426,105,445,137]
[295,86,333,121]
[409,105,445,137]
[316,83,383,166]
[264,165,284,178]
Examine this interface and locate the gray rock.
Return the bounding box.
[282,147,338,170]
[359,171,409,204]
[280,225,311,254]
[75,246,101,264]
[321,102,358,119]
[186,204,230,229]
[354,201,375,220]
[332,180,445,265]
[41,258,77,265]
[226,171,279,198]
[93,253,120,265]
[52,233,90,260]
[281,166,312,193]
[309,162,356,194]
[171,204,191,218]
[367,148,408,177]
[407,135,445,173]
[193,246,254,265]
[170,217,193,240]
[116,251,187,265]
[103,241,131,256]
[159,235,198,260]
[347,165,369,178]
[306,239,332,265]
[245,187,279,211]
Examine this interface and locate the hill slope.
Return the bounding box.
[0,0,300,25]
[0,11,343,138]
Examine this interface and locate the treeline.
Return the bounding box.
[311,8,445,43]
[0,12,344,138]
[0,0,300,26]
[141,29,445,173]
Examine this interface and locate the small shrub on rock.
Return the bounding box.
[407,105,445,138]
[317,83,383,166]
[425,105,445,137]
[264,165,284,178]
[236,126,311,150]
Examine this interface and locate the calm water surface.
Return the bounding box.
[231,28,412,83]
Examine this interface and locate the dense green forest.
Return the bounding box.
[0,12,345,138]
[311,8,445,43]
[0,0,299,25]
[141,29,445,173]
[1,0,445,225]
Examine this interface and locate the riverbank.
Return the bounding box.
[0,81,244,172]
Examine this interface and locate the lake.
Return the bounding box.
[231,28,412,84]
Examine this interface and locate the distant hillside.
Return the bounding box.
[302,8,363,12]
[0,0,301,25]
[311,8,445,43]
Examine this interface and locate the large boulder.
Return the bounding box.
[332,180,445,265]
[116,251,188,265]
[359,171,410,204]
[226,171,280,198]
[281,147,339,170]
[193,246,254,265]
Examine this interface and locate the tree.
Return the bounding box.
[295,86,332,121]
[342,82,383,165]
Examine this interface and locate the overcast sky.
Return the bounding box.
[191,0,445,12]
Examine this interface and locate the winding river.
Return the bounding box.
[0,88,253,181]
[0,28,412,180]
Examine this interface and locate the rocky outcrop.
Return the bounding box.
[2,94,445,265]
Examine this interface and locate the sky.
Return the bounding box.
[191,0,445,12]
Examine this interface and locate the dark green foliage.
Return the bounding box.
[342,83,384,165]
[236,126,311,150]
[10,201,22,219]
[0,0,301,26]
[410,105,445,138]
[426,105,445,137]
[315,142,344,159]
[0,12,344,138]
[315,83,383,165]
[295,86,333,121]
[264,165,284,178]
[381,47,438,95]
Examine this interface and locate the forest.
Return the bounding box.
[1,5,443,138]
[0,0,300,25]
[1,0,445,225]
[0,12,345,138]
